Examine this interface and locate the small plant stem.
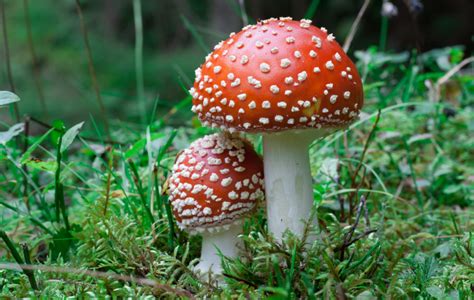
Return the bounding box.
[127,159,155,224]
[304,0,320,19]
[133,0,146,124]
[21,243,38,290]
[75,0,110,139]
[23,0,46,114]
[0,0,20,122]
[238,0,248,26]
[379,15,388,51]
[161,178,176,251]
[22,116,30,211]
[180,15,209,54]
[54,133,70,231]
[0,231,37,290]
[103,147,113,215]
[153,165,163,218]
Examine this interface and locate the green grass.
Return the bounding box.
[0,2,473,298]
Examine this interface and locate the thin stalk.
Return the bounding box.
[347,110,381,219]
[133,0,146,124]
[153,165,163,218]
[21,243,38,290]
[54,133,70,231]
[0,0,20,121]
[23,0,46,114]
[75,0,110,138]
[22,116,30,211]
[180,15,209,54]
[238,0,248,26]
[0,231,37,290]
[128,159,155,224]
[304,0,320,19]
[163,192,176,251]
[103,147,113,215]
[343,0,371,52]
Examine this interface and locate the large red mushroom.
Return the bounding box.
[190,17,363,240]
[169,133,264,274]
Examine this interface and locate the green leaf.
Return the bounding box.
[0,91,20,106]
[0,123,24,145]
[25,158,58,172]
[60,122,84,153]
[426,286,445,299]
[125,132,165,159]
[20,128,54,164]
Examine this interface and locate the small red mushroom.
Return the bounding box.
[169,133,264,274]
[189,17,364,240]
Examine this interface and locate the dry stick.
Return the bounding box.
[343,0,371,53]
[434,56,474,102]
[0,0,20,121]
[338,195,368,260]
[0,262,194,298]
[23,0,46,114]
[347,110,381,219]
[75,0,110,139]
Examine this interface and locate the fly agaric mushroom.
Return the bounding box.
[169,133,264,274]
[189,17,363,240]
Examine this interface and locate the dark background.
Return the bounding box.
[1,0,472,124]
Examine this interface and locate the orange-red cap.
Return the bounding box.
[169,133,264,232]
[190,17,363,133]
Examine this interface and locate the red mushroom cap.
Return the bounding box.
[190,17,364,133]
[169,133,264,233]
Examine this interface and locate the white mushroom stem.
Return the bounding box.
[195,224,242,275]
[263,129,334,240]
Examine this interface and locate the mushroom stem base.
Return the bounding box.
[263,130,331,241]
[195,224,241,275]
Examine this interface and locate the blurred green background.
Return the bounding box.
[1,0,472,126]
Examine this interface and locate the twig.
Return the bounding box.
[347,110,381,218]
[343,0,371,52]
[0,0,20,121]
[338,195,368,260]
[75,0,110,139]
[0,262,194,298]
[23,0,46,114]
[433,56,474,102]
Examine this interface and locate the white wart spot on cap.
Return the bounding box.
[260,63,271,73]
[280,58,291,68]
